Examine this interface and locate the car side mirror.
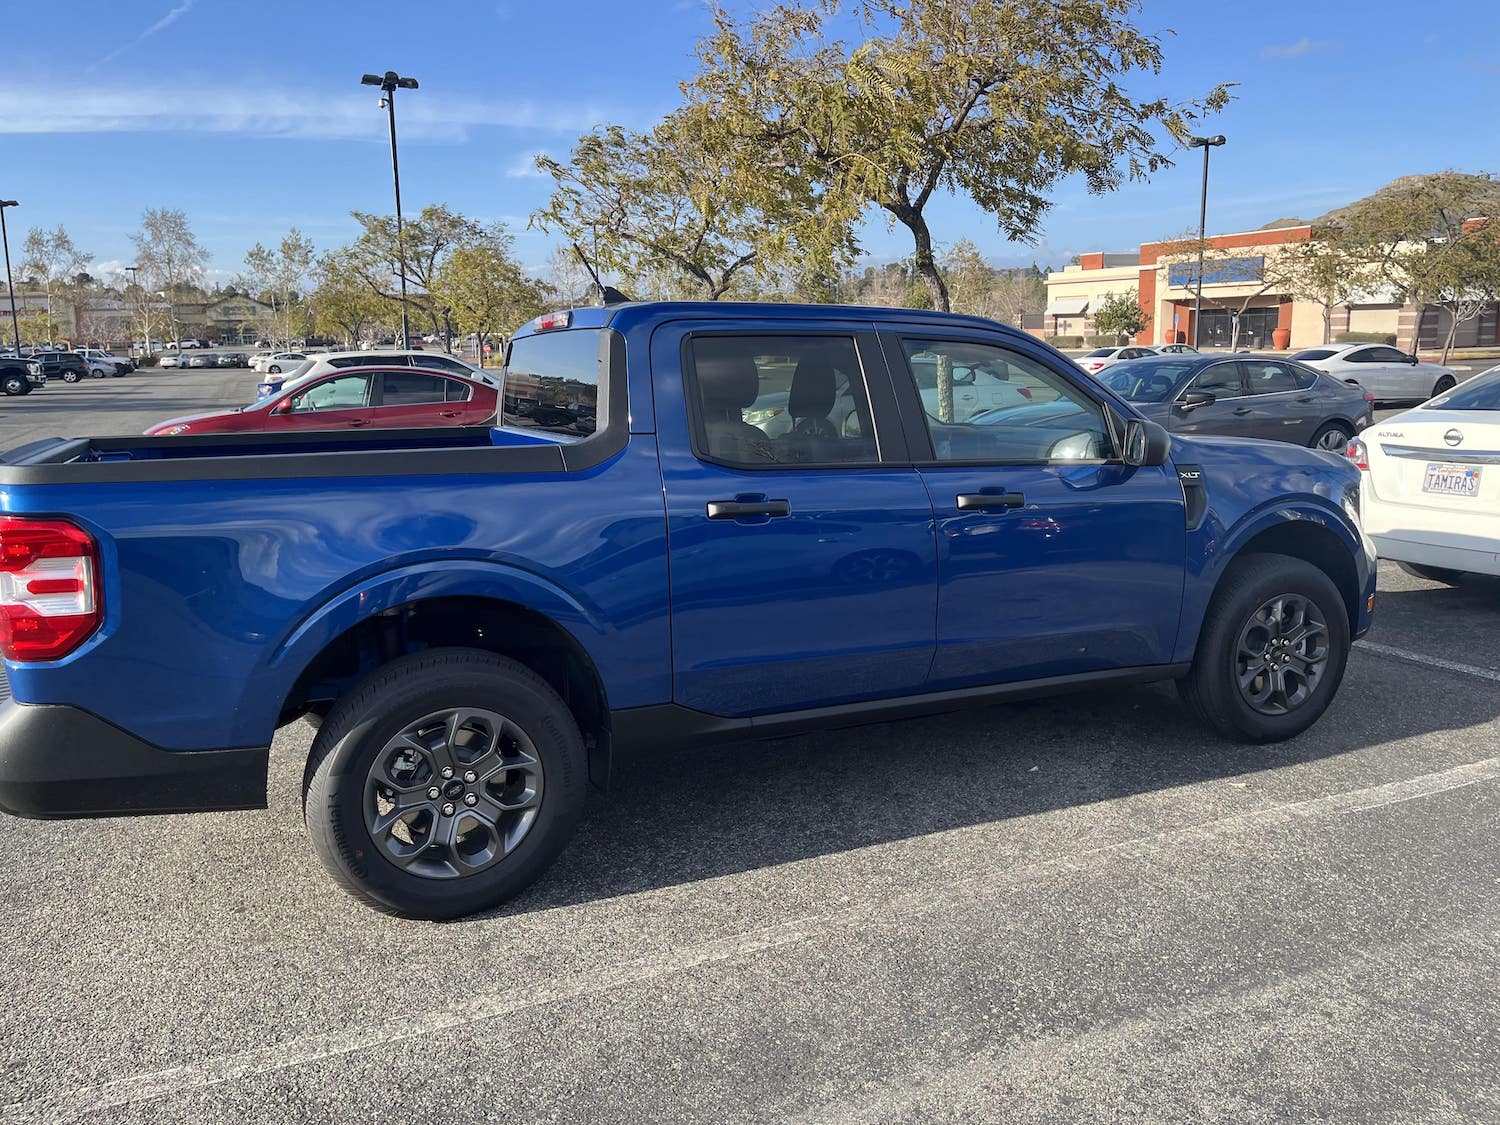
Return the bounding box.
[1122,418,1172,468]
[1178,389,1216,411]
[1408,353,1419,364]
[272,399,292,414]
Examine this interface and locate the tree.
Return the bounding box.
[1093,289,1150,343]
[244,229,315,348]
[130,208,209,345]
[544,245,593,308]
[937,240,1047,325]
[345,204,494,337]
[1338,172,1500,362]
[308,251,389,348]
[683,0,1229,312]
[16,310,64,346]
[1278,229,1381,345]
[21,225,89,318]
[431,239,549,367]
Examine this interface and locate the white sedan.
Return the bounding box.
[1348,364,1500,581]
[1076,345,1158,374]
[1292,343,1458,403]
[253,351,308,374]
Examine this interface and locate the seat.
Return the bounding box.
[783,357,840,442]
[696,350,775,463]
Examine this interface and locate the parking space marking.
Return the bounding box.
[1355,639,1500,683]
[6,757,1498,1122]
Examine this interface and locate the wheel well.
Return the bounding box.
[281,596,611,785]
[1230,522,1360,630]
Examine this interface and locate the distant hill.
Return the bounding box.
[1259,217,1309,230]
[1312,173,1500,227]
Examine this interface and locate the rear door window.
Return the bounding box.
[1241,360,1298,396]
[1187,363,1245,399]
[503,328,602,437]
[380,371,450,405]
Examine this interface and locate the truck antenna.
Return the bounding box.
[571,243,632,306]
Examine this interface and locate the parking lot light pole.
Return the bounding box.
[124,265,142,356]
[361,70,419,350]
[0,201,21,356]
[1188,135,1226,349]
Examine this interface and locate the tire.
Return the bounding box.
[1179,554,1350,743]
[1397,561,1466,585]
[90,368,107,379]
[2,373,29,396]
[1432,375,1456,398]
[1309,421,1353,454]
[61,371,81,384]
[303,648,587,919]
[268,364,281,374]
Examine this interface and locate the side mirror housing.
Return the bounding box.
[272,399,292,414]
[1178,389,1216,411]
[1408,353,1419,364]
[1123,418,1172,468]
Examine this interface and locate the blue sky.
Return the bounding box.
[2,0,1498,284]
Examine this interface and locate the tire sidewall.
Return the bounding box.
[2,376,24,395]
[306,652,587,918]
[1311,422,1351,452]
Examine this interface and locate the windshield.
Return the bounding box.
[1424,367,1500,411]
[1095,359,1192,403]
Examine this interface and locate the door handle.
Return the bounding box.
[1232,407,1253,416]
[1297,395,1314,403]
[348,418,370,427]
[956,492,1025,511]
[439,411,461,418]
[707,499,790,520]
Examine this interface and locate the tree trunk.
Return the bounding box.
[1441,305,1459,365]
[891,206,949,313]
[1322,304,1332,345]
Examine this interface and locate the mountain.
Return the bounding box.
[1312,173,1500,227]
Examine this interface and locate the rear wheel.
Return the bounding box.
[269,364,281,374]
[1432,374,1456,398]
[2,373,29,396]
[61,370,81,384]
[1180,554,1350,743]
[90,368,107,379]
[1397,561,1466,585]
[303,648,588,919]
[1309,421,1353,453]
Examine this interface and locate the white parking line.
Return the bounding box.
[5,757,1499,1122]
[1355,639,1500,683]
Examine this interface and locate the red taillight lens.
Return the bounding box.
[1344,437,1369,471]
[536,311,571,331]
[1018,386,1033,399]
[0,517,101,661]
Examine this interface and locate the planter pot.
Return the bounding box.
[1271,327,1292,350]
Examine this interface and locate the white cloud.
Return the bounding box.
[504,151,550,177]
[95,0,197,69]
[1260,37,1337,59]
[0,83,611,143]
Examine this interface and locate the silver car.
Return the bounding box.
[1290,343,1459,403]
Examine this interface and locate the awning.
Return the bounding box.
[1045,297,1089,316]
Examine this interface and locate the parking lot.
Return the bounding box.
[1,374,1498,1122]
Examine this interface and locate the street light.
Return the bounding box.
[125,265,142,356]
[0,200,20,357]
[1188,134,1226,349]
[361,69,419,350]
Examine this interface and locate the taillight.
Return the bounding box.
[0,517,101,661]
[1344,437,1369,471]
[1017,386,1033,399]
[535,311,571,331]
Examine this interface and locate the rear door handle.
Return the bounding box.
[348,418,370,427]
[956,492,1025,511]
[707,499,790,520]
[439,411,461,418]
[1232,407,1253,416]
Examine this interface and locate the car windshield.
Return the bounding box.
[1094,358,1192,403]
[1082,348,1115,358]
[1424,367,1500,411]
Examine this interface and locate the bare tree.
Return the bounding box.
[21,225,89,320]
[130,209,209,346]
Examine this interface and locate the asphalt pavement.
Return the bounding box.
[0,373,1497,1123]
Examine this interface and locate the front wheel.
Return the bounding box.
[303,648,588,919]
[1397,561,1466,585]
[62,371,81,384]
[1432,375,1456,398]
[1180,554,1350,743]
[1309,421,1353,453]
[2,373,29,396]
[90,368,107,379]
[268,364,281,374]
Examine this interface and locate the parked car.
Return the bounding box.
[251,351,308,375]
[0,302,1374,919]
[1290,343,1459,404]
[1077,344,1157,374]
[1152,343,1199,355]
[218,352,250,368]
[184,353,220,369]
[29,351,93,384]
[74,348,133,375]
[171,338,204,350]
[158,353,186,369]
[0,357,44,395]
[1094,354,1375,451]
[1346,362,1500,582]
[146,365,498,435]
[254,350,495,399]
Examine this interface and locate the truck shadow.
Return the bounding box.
[497,640,1500,916]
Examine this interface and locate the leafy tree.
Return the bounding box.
[938,240,1047,325]
[431,240,549,367]
[16,310,64,346]
[21,225,89,318]
[1092,288,1149,343]
[683,0,1229,312]
[1278,228,1381,345]
[244,229,316,349]
[130,208,209,345]
[308,251,389,348]
[1338,172,1500,362]
[346,204,491,338]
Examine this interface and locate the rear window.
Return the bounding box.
[1083,348,1115,358]
[1424,369,1500,411]
[502,329,602,438]
[1290,348,1336,361]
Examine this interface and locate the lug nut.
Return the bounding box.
[427,786,441,800]
[464,793,478,806]
[441,802,455,816]
[440,766,454,779]
[463,770,476,783]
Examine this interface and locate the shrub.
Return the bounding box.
[1049,334,1084,348]
[1084,334,1123,347]
[1334,331,1397,346]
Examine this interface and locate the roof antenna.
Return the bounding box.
[572,242,631,306]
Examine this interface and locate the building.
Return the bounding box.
[1046,223,1499,353]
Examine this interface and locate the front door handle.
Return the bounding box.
[707,499,790,520]
[1232,407,1253,416]
[956,492,1025,511]
[348,418,370,427]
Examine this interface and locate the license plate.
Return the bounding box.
[1422,463,1482,496]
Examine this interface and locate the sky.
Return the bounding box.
[2,0,1499,286]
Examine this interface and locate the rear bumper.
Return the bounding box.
[0,700,268,820]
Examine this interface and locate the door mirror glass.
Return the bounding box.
[1179,389,1216,410]
[1122,418,1172,467]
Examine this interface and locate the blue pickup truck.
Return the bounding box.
[0,302,1375,918]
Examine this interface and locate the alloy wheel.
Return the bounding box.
[1315,427,1350,452]
[1234,594,1329,715]
[363,707,544,880]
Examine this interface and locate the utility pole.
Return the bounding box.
[1188,135,1226,349]
[0,200,21,356]
[361,70,419,350]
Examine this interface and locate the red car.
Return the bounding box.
[145,366,498,436]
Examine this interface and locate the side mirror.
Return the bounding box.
[1122,418,1172,467]
[1408,353,1419,365]
[272,399,292,414]
[1178,389,1216,411]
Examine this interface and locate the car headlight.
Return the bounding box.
[26,363,39,375]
